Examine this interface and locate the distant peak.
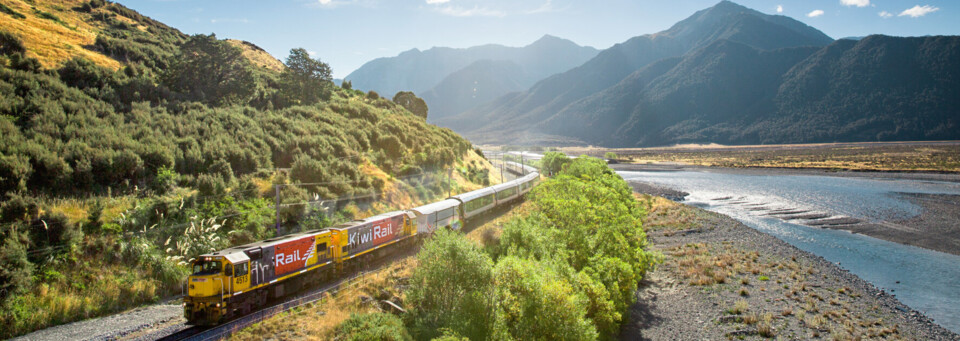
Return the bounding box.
[529,34,575,47]
[708,0,753,16]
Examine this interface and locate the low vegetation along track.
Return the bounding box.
[157,201,522,341]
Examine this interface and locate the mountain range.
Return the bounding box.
[421,1,959,146]
[344,35,598,120]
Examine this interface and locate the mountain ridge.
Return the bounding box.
[440,0,836,143]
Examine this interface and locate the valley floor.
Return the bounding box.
[622,194,959,340]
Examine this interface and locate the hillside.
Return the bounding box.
[0,0,491,337]
[439,0,833,143]
[344,35,598,120]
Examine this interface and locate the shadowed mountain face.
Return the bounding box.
[443,1,959,147]
[343,35,598,119]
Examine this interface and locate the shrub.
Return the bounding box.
[336,313,412,341]
[407,229,495,340]
[491,256,598,340]
[0,229,33,303]
[27,213,83,262]
[151,166,179,195]
[0,31,25,55]
[540,151,571,176]
[196,174,226,197]
[1,195,39,223]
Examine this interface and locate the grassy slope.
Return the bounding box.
[0,0,121,69]
[0,0,279,72]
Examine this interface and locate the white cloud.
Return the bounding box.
[879,11,893,18]
[435,5,506,17]
[776,5,783,13]
[840,0,870,7]
[807,9,825,17]
[308,51,317,56]
[318,0,331,4]
[425,0,449,3]
[899,5,939,17]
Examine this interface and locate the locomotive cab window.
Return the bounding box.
[193,260,222,275]
[236,263,248,276]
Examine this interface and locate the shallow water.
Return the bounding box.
[618,169,960,334]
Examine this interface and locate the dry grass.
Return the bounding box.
[638,195,706,231]
[3,257,166,337]
[231,258,416,341]
[0,0,121,69]
[226,39,285,72]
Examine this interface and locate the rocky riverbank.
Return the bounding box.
[622,194,959,340]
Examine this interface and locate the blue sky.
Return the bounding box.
[118,0,959,78]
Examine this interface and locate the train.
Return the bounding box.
[184,170,541,325]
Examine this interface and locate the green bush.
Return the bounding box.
[27,212,83,262]
[150,166,178,195]
[540,151,572,176]
[491,256,597,340]
[196,174,226,197]
[1,195,39,223]
[407,229,495,340]
[336,313,412,341]
[0,228,33,303]
[0,31,25,55]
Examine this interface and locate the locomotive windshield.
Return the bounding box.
[192,260,222,275]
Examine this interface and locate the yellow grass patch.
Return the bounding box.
[226,39,285,72]
[0,0,121,69]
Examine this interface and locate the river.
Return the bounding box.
[617,169,960,334]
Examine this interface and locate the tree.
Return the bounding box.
[280,48,333,105]
[165,34,255,106]
[341,80,353,90]
[492,256,598,340]
[603,152,618,160]
[392,91,428,119]
[407,229,495,340]
[540,151,571,176]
